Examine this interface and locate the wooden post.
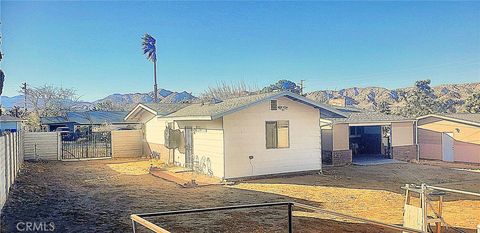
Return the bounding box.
[436,196,443,233]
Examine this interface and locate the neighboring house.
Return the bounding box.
[40,111,139,132]
[125,91,345,179]
[320,107,417,165]
[417,113,480,164]
[0,115,23,133]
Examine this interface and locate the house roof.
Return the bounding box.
[163,91,346,120]
[40,116,69,124]
[0,115,22,122]
[324,110,413,124]
[123,103,192,122]
[417,113,480,126]
[41,111,131,125]
[141,103,191,116]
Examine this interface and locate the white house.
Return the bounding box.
[125,91,345,180]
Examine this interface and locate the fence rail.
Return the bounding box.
[131,202,423,233]
[0,132,24,211]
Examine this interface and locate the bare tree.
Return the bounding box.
[201,81,258,100]
[19,84,81,117]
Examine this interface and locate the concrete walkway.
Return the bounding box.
[352,155,406,166]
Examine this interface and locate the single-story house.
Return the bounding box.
[0,115,23,133]
[320,107,417,165]
[417,113,480,164]
[40,111,140,132]
[125,91,346,179]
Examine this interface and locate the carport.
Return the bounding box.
[321,108,417,166]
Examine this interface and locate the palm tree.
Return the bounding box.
[142,34,158,102]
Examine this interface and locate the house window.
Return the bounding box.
[270,100,278,110]
[266,120,289,149]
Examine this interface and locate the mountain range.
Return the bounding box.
[1,82,479,113]
[306,82,480,112]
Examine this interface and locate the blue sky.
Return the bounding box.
[2,1,479,101]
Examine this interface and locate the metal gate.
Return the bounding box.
[61,132,112,160]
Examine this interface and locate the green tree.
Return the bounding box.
[261,80,301,94]
[141,34,158,102]
[464,93,480,113]
[93,100,116,111]
[400,79,443,117]
[377,101,391,115]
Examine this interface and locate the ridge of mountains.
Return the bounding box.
[1,82,479,113]
[305,82,480,111]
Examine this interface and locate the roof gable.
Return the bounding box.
[164,91,346,120]
[417,113,480,127]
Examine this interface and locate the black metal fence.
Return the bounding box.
[131,202,424,233]
[61,132,112,160]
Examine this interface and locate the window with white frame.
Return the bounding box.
[266,120,289,149]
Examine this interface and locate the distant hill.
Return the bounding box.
[305,82,480,113]
[94,89,196,105]
[2,83,478,113]
[0,95,26,109]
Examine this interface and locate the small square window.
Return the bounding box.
[266,120,289,149]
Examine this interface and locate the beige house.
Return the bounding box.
[320,107,417,166]
[417,113,480,164]
[125,91,345,179]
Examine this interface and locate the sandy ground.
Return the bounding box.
[1,159,479,232]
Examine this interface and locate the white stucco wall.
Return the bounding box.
[145,117,168,145]
[223,97,322,179]
[174,119,224,178]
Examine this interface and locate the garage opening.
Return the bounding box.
[349,125,391,163]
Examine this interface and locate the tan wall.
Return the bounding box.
[223,97,321,179]
[111,130,143,158]
[454,140,480,163]
[24,132,60,160]
[418,128,442,160]
[392,122,415,146]
[333,123,349,150]
[418,119,480,144]
[418,117,480,163]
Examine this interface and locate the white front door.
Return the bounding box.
[442,133,454,162]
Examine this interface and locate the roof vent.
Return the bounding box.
[209,97,223,104]
[270,100,278,110]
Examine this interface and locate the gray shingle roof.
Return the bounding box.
[40,116,69,124]
[325,110,412,124]
[164,91,346,119]
[41,111,130,125]
[442,113,480,124]
[0,115,22,122]
[142,103,191,116]
[66,111,129,124]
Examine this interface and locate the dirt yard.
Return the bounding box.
[1,159,479,233]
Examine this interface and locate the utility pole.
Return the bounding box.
[21,82,27,111]
[300,80,306,95]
